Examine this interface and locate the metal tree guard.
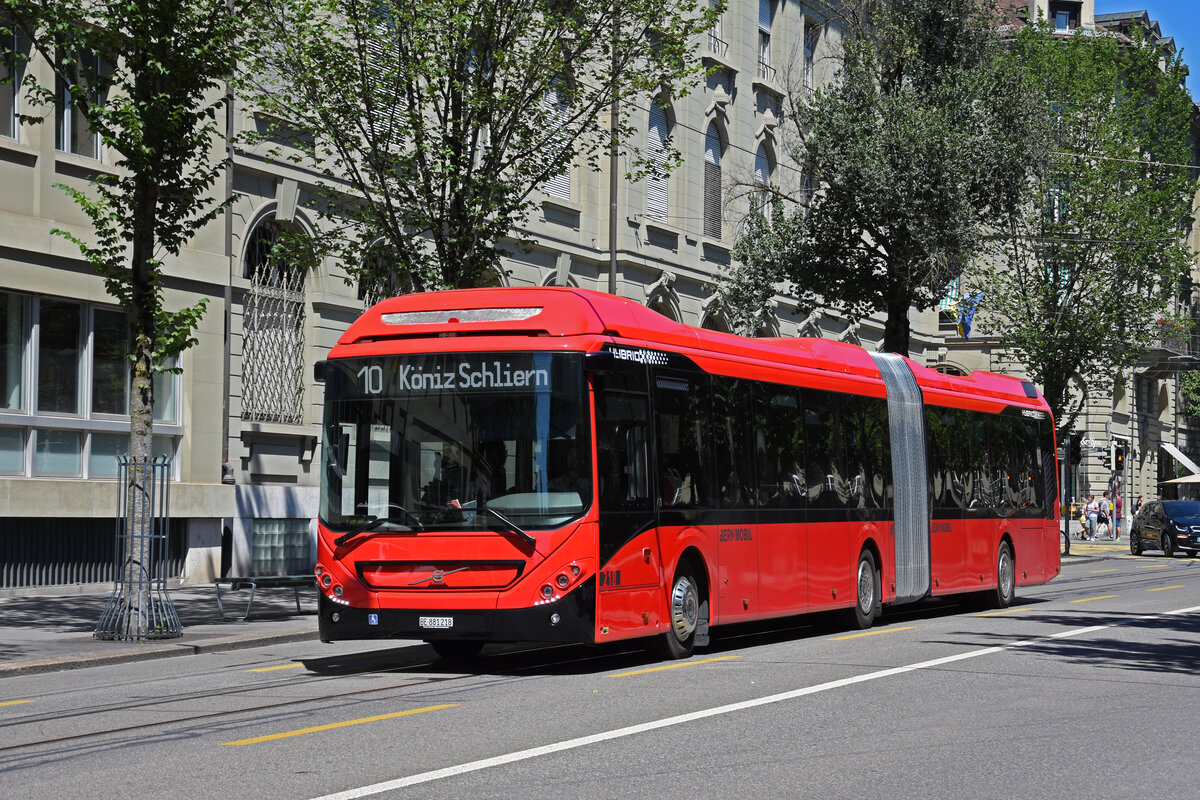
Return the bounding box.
[95,456,182,640]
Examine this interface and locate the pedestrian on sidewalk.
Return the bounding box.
[1113,493,1123,540]
[1084,494,1100,540]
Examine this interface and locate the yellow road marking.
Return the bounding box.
[1138,564,1169,569]
[247,663,305,673]
[221,704,458,746]
[830,626,915,641]
[1089,568,1119,574]
[1070,595,1117,603]
[606,655,740,678]
[975,608,1021,617]
[1148,585,1184,592]
[0,699,32,707]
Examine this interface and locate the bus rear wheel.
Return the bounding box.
[992,542,1015,608]
[654,565,700,660]
[851,550,879,630]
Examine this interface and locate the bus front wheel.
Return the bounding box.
[654,565,700,660]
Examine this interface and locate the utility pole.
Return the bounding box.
[608,11,619,296]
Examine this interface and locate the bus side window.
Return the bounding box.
[653,372,711,511]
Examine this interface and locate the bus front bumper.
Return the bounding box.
[318,577,596,644]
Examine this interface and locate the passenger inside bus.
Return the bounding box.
[474,440,508,507]
[549,443,591,498]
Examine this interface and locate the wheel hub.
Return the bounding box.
[670,576,699,641]
[857,560,875,612]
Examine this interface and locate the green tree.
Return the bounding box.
[240,0,719,297]
[2,0,240,636]
[723,0,1035,353]
[977,22,1196,436]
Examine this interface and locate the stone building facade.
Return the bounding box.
[1,0,1196,589]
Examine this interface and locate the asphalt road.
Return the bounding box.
[1,552,1197,800]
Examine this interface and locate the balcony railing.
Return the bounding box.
[706,31,729,60]
[757,59,776,83]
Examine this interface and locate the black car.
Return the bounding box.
[1129,500,1200,557]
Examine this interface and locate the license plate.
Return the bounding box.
[419,616,453,629]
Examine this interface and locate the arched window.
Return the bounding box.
[648,297,677,321]
[241,216,307,425]
[647,102,671,221]
[753,143,774,212]
[703,122,724,239]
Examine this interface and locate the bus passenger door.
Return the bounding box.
[594,376,662,637]
[926,407,968,592]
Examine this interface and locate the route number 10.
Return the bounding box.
[357,365,383,394]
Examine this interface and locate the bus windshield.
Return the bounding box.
[320,352,592,534]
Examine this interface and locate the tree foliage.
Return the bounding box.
[1,0,239,458]
[240,0,719,297]
[724,0,1036,352]
[977,22,1196,436]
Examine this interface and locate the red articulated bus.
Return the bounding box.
[315,287,1060,659]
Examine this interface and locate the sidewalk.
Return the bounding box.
[0,581,320,678]
[1061,532,1130,563]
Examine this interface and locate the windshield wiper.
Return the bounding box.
[480,506,536,548]
[335,509,424,547]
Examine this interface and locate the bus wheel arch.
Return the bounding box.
[654,549,707,660]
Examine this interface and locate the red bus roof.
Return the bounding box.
[332,287,1046,411]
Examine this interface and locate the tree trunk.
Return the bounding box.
[115,169,160,637]
[882,297,912,356]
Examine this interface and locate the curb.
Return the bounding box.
[0,629,319,679]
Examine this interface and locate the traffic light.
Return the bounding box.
[1114,445,1125,471]
[1069,433,1082,465]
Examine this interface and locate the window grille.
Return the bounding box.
[242,221,306,425]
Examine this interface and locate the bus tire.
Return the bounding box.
[992,542,1015,608]
[429,640,484,661]
[655,564,700,660]
[851,549,879,630]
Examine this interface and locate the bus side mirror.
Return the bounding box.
[314,360,326,382]
[584,351,615,375]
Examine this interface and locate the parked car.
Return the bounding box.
[1129,500,1200,557]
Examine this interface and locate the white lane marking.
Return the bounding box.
[312,605,1200,799]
